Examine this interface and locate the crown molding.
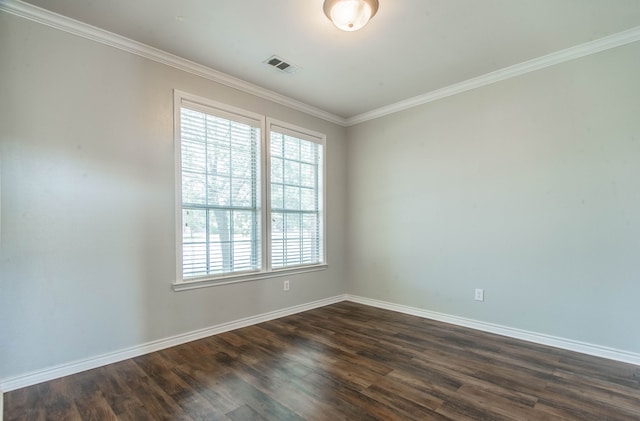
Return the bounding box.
[346,25,640,126]
[2,1,640,129]
[0,0,348,127]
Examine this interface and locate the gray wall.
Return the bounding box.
[347,42,640,353]
[2,8,640,383]
[0,13,348,379]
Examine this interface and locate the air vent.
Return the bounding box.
[264,55,300,74]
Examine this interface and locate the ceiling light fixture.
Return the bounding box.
[323,0,379,32]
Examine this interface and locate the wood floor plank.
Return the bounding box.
[213,372,304,421]
[172,362,241,414]
[361,380,444,418]
[552,368,640,409]
[3,384,43,421]
[453,384,538,420]
[42,378,83,421]
[95,364,159,420]
[228,364,321,420]
[65,370,120,421]
[226,404,265,421]
[108,360,192,421]
[300,371,411,421]
[536,382,640,421]
[4,302,640,420]
[132,353,225,420]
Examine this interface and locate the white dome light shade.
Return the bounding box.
[323,0,379,32]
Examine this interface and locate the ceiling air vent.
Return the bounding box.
[264,55,299,74]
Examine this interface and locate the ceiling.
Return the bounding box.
[18,0,640,119]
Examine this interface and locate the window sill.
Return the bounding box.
[172,264,328,292]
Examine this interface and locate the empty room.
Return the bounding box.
[1,0,640,419]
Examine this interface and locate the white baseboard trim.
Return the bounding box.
[0,294,347,393]
[3,293,638,395]
[345,294,640,366]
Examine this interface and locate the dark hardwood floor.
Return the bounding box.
[4,301,640,420]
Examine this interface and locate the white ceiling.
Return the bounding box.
[18,0,640,119]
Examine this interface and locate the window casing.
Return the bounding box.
[174,91,326,288]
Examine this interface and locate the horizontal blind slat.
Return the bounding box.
[181,106,261,279]
[270,131,323,269]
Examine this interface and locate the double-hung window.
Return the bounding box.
[174,91,326,288]
[269,124,324,269]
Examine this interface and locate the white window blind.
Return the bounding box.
[270,127,324,269]
[174,91,327,288]
[179,104,262,279]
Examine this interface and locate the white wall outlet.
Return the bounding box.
[283,280,290,291]
[475,288,484,302]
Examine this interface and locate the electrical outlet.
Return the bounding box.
[283,280,290,291]
[474,288,484,302]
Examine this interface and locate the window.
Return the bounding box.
[174,91,326,287]
[179,103,262,278]
[269,126,324,268]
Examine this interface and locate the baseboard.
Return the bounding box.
[3,293,638,395]
[345,294,640,366]
[0,294,347,393]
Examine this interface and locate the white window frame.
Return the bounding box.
[173,90,327,291]
[267,118,327,272]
